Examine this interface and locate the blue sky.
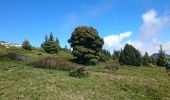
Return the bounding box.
[0,0,170,54]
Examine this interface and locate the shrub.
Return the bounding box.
[104,61,119,70]
[98,49,111,62]
[68,26,104,65]
[89,59,98,65]
[69,66,89,78]
[6,53,26,61]
[22,40,32,51]
[32,57,77,71]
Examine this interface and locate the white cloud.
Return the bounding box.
[103,32,132,53]
[103,9,170,55]
[127,40,170,55]
[140,9,170,39]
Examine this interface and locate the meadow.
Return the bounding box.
[0,46,170,100]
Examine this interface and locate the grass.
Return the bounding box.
[0,47,170,100]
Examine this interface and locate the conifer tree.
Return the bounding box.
[157,45,166,66]
[41,32,60,53]
[68,26,104,65]
[119,44,142,66]
[143,52,150,66]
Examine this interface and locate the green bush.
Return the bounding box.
[32,57,77,71]
[69,66,89,78]
[98,49,112,62]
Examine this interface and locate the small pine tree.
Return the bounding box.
[143,52,150,66]
[22,39,32,51]
[41,32,60,54]
[157,45,166,66]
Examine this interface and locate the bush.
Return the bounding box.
[69,66,89,78]
[32,57,77,71]
[98,49,111,62]
[89,59,98,65]
[6,53,26,61]
[22,40,32,51]
[104,61,119,70]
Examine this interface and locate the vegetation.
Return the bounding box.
[69,66,89,78]
[41,32,60,54]
[119,44,142,66]
[112,50,121,60]
[32,57,78,71]
[98,49,112,62]
[0,46,170,100]
[1,25,170,100]
[157,45,166,66]
[143,52,150,66]
[22,39,32,51]
[68,26,104,65]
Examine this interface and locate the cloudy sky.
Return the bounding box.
[0,0,170,55]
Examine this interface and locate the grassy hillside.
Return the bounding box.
[0,46,170,100]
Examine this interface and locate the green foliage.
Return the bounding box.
[41,32,60,54]
[22,39,32,51]
[69,66,89,78]
[61,45,72,53]
[119,44,142,66]
[98,49,111,62]
[112,50,121,60]
[143,52,150,66]
[151,58,157,65]
[156,45,166,66]
[68,26,104,65]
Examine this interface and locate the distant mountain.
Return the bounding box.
[151,53,170,59]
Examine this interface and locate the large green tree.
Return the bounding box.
[157,45,166,66]
[41,32,60,54]
[119,44,142,66]
[68,26,104,65]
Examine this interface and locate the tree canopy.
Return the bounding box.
[41,32,60,54]
[157,45,166,66]
[68,26,104,65]
[119,44,142,66]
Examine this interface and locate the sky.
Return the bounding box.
[0,0,170,55]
